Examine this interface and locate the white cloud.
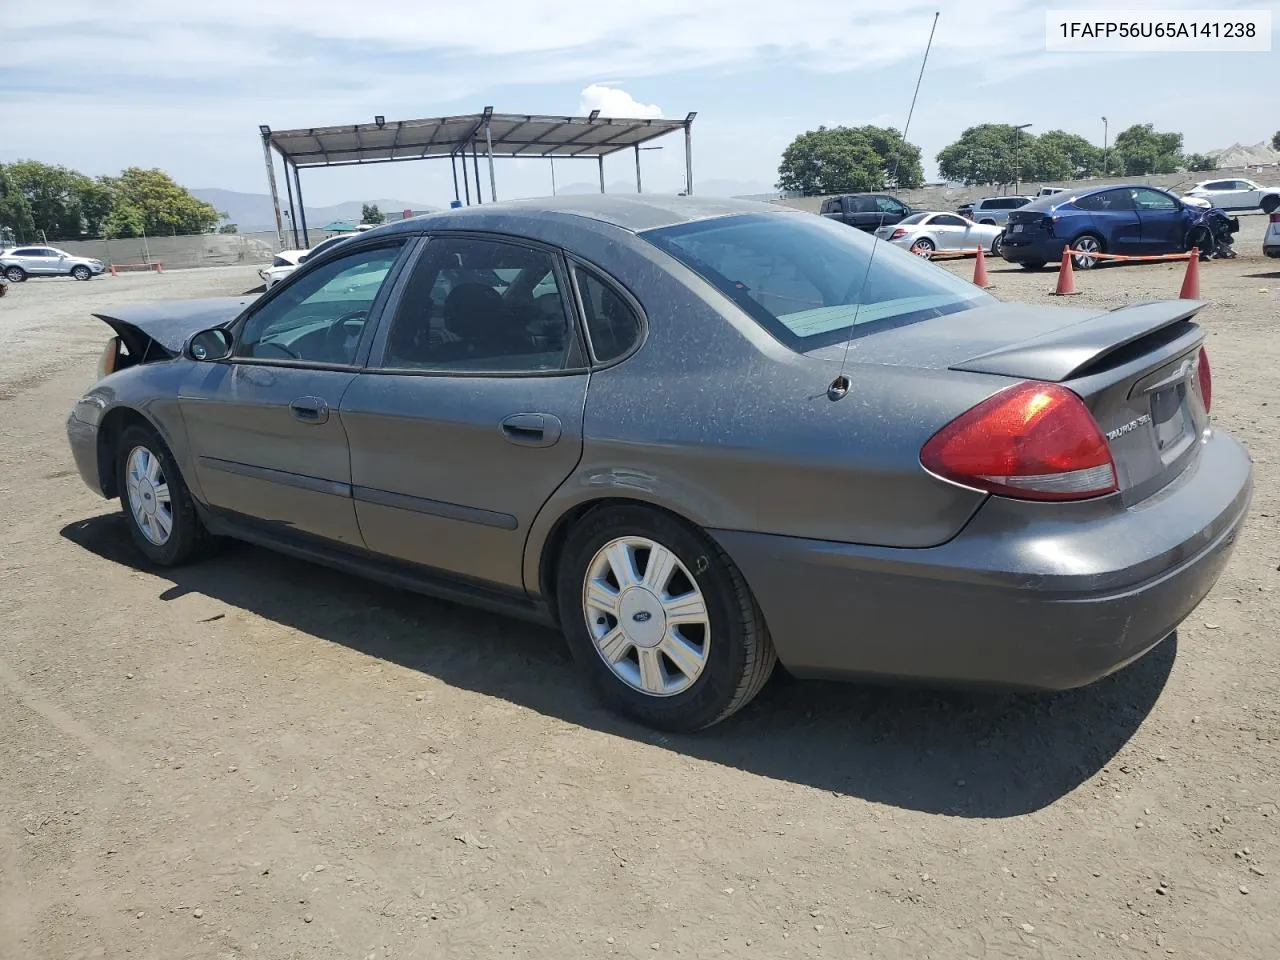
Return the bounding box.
[579,85,663,119]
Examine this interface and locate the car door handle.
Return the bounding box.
[289,396,330,424]
[500,413,562,447]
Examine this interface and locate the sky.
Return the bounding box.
[2,0,1278,207]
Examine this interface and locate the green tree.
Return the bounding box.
[1030,130,1101,179]
[1184,153,1218,172]
[936,124,1034,186]
[361,203,385,224]
[0,160,107,240]
[1271,131,1280,152]
[104,168,220,237]
[777,125,923,195]
[217,223,239,234]
[1111,124,1183,176]
[0,165,37,244]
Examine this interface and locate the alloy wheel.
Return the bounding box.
[1073,236,1101,269]
[125,445,173,546]
[582,536,711,697]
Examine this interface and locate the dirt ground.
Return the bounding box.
[1,220,1278,960]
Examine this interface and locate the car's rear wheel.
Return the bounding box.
[1262,194,1279,215]
[1071,234,1104,270]
[71,265,92,281]
[4,266,26,283]
[556,504,776,731]
[116,423,209,566]
[909,237,934,258]
[979,219,996,226]
[990,233,1004,257]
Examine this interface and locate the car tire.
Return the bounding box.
[71,265,92,281]
[1020,261,1047,271]
[990,233,1004,257]
[115,423,209,567]
[1262,194,1280,215]
[909,238,935,258]
[555,504,776,731]
[979,219,996,226]
[4,266,26,283]
[1071,233,1104,270]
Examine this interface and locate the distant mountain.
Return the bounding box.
[191,188,438,232]
[551,177,775,198]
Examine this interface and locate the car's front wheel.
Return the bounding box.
[71,265,92,281]
[4,266,26,283]
[556,504,776,731]
[116,423,209,566]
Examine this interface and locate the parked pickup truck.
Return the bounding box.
[819,194,915,232]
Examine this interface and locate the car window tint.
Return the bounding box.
[643,212,990,352]
[382,236,573,373]
[1075,190,1134,212]
[932,214,966,227]
[1131,188,1177,211]
[12,248,40,256]
[898,213,928,225]
[875,196,904,213]
[574,266,642,364]
[238,243,404,365]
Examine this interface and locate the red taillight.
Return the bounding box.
[890,228,907,240]
[921,382,1118,501]
[1270,212,1280,223]
[1197,347,1212,413]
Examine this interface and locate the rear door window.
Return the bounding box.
[573,266,642,364]
[1075,190,1135,212]
[643,212,990,352]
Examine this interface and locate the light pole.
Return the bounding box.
[1013,123,1032,193]
[1101,116,1109,177]
[550,156,557,196]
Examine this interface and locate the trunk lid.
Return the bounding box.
[812,299,1210,501]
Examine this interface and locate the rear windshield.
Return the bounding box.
[898,213,929,225]
[642,212,991,351]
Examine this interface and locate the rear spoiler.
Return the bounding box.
[950,300,1206,382]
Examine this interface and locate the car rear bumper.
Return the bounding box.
[999,234,1063,263]
[712,430,1252,690]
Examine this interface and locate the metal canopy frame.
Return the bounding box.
[259,106,697,249]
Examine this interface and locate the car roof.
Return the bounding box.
[358,194,786,239]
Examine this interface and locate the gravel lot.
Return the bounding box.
[2,219,1278,960]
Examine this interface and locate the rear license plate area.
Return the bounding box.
[1150,384,1193,462]
[1010,223,1023,233]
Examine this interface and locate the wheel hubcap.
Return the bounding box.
[583,536,711,697]
[125,446,173,546]
[1075,238,1099,266]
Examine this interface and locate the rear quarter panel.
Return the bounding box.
[500,215,1001,596]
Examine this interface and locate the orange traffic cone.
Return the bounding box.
[1179,247,1200,300]
[972,246,992,289]
[1051,248,1078,295]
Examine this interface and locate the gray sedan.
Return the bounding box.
[66,196,1252,731]
[874,212,1004,257]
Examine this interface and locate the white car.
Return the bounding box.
[1183,178,1280,214]
[1,245,106,282]
[1265,213,1280,258]
[1034,186,1068,197]
[874,212,1005,258]
[258,234,355,289]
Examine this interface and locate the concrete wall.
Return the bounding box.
[773,165,1266,215]
[48,232,280,270]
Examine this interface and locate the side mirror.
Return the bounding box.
[187,328,233,362]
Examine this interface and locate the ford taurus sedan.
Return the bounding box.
[66,196,1252,731]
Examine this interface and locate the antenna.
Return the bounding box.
[829,10,940,402]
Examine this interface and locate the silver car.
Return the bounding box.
[65,196,1251,731]
[874,212,1004,257]
[1,245,105,282]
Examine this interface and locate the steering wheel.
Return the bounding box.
[325,309,367,363]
